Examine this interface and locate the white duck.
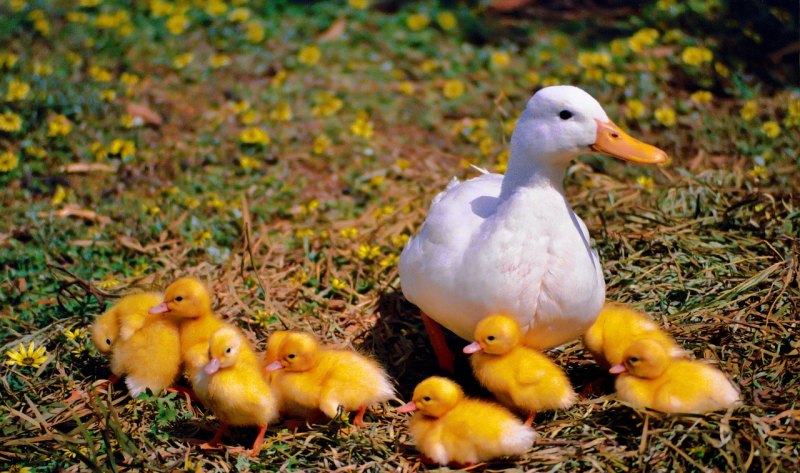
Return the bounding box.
[399,85,667,372]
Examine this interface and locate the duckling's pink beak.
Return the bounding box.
[204,358,221,375]
[592,119,668,165]
[609,364,627,374]
[265,360,284,372]
[148,302,169,315]
[463,341,483,354]
[397,401,418,413]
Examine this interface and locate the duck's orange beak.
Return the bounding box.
[462,341,483,354]
[609,363,627,374]
[592,119,668,165]
[397,401,418,413]
[148,302,169,314]
[265,360,284,372]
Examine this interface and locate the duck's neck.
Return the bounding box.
[499,149,568,199]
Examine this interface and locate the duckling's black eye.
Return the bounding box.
[629,357,640,363]
[559,110,573,120]
[487,336,495,342]
[105,338,112,345]
[422,396,431,402]
[174,296,183,302]
[287,354,296,359]
[226,347,232,354]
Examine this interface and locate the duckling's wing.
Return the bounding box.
[515,359,546,386]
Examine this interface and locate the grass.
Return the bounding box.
[1,0,798,471]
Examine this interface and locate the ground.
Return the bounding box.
[0,1,798,472]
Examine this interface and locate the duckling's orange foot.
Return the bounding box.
[92,374,119,395]
[198,441,224,451]
[167,385,198,411]
[352,405,367,428]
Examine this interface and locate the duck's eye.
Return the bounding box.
[559,110,573,120]
[629,356,640,363]
[422,396,431,402]
[226,347,232,354]
[105,338,111,345]
[487,336,495,342]
[174,296,183,302]
[287,354,296,359]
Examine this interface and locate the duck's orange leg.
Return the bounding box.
[352,405,367,427]
[167,384,198,410]
[250,424,268,457]
[200,422,227,450]
[524,410,537,427]
[421,312,454,374]
[93,374,120,394]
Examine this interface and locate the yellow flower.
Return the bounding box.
[0,150,19,172]
[690,90,713,106]
[64,327,86,342]
[33,18,50,36]
[0,52,19,69]
[295,228,314,239]
[340,227,358,239]
[240,127,271,145]
[628,28,659,53]
[239,155,260,170]
[330,278,346,291]
[478,137,494,156]
[269,102,293,122]
[577,51,611,68]
[349,0,369,9]
[681,46,713,66]
[748,164,768,180]
[166,14,189,35]
[787,98,800,119]
[47,114,72,137]
[298,45,321,65]
[604,72,626,86]
[657,0,676,9]
[120,114,144,128]
[9,0,26,11]
[392,234,409,248]
[51,185,67,205]
[761,121,781,138]
[120,72,139,87]
[24,146,46,158]
[490,51,511,69]
[193,230,212,247]
[541,77,560,87]
[230,100,250,114]
[6,341,47,369]
[209,54,232,68]
[636,175,655,191]
[91,142,108,159]
[584,67,603,81]
[67,11,89,23]
[626,99,646,119]
[350,114,374,139]
[173,52,194,69]
[442,79,464,99]
[238,109,259,125]
[437,11,457,30]
[526,71,540,86]
[380,254,399,268]
[740,100,758,121]
[610,38,629,57]
[312,92,344,117]
[407,13,430,31]
[4,464,33,473]
[272,69,288,87]
[312,134,331,154]
[245,20,265,43]
[252,309,274,328]
[301,199,320,214]
[109,139,136,157]
[227,7,251,22]
[394,158,410,171]
[398,81,415,95]
[205,0,228,16]
[654,106,676,127]
[89,65,112,82]
[0,112,23,132]
[5,80,30,102]
[714,62,730,77]
[357,244,381,261]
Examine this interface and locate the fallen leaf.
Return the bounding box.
[60,162,117,173]
[41,205,112,224]
[319,17,346,42]
[126,102,163,126]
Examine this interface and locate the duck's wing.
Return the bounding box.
[399,172,503,308]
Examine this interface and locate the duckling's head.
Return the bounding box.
[509,86,667,171]
[610,338,670,379]
[204,327,242,375]
[265,330,289,364]
[397,376,464,418]
[92,310,118,354]
[264,332,319,372]
[148,277,211,319]
[463,314,521,355]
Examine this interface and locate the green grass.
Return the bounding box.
[1,0,798,471]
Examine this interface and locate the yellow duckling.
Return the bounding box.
[90,292,181,396]
[611,338,740,414]
[397,376,535,466]
[193,327,278,456]
[583,302,685,368]
[149,277,226,379]
[464,315,576,425]
[265,332,393,426]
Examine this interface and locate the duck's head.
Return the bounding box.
[148,277,212,319]
[397,376,464,418]
[204,327,242,375]
[463,314,521,355]
[92,310,118,354]
[264,332,319,372]
[610,338,670,378]
[510,86,667,169]
[265,330,289,364]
